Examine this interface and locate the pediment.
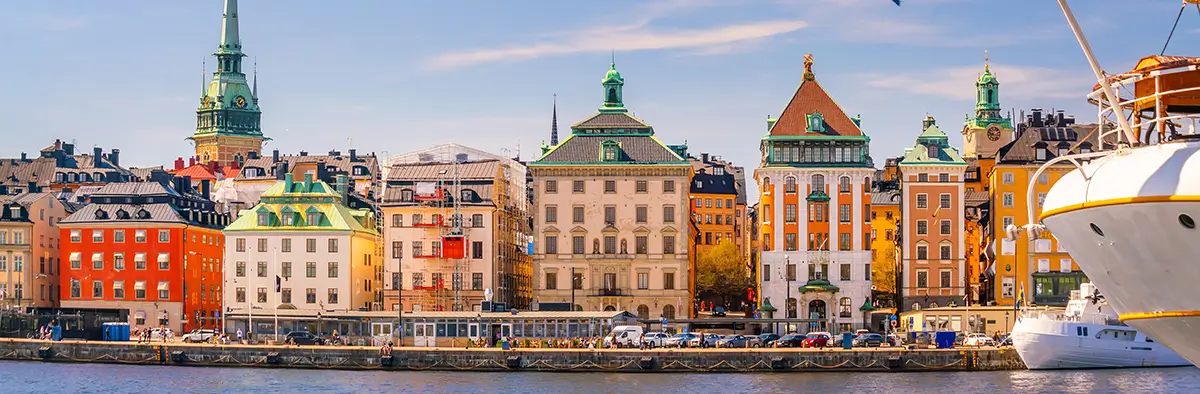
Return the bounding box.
[661,225,678,234]
[543,226,560,234]
[602,225,619,235]
[570,226,588,234]
[633,226,650,235]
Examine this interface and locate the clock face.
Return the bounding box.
[235,96,247,108]
[987,125,1002,141]
[201,97,211,107]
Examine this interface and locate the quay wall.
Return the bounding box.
[0,339,1025,372]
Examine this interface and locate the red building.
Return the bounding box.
[58,179,230,332]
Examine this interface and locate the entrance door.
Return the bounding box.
[501,323,512,338]
[414,323,436,347]
[808,300,828,332]
[371,323,394,346]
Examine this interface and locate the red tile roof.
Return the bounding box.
[769,66,863,137]
[172,164,218,181]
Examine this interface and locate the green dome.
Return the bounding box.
[603,64,623,84]
[977,69,998,85]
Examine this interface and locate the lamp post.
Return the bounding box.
[1004,311,1010,335]
[784,254,792,333]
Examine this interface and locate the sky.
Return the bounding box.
[1,0,1197,199]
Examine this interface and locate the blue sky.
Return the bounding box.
[1,0,1195,197]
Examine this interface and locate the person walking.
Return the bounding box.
[236,328,244,345]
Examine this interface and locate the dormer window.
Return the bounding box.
[257,212,270,226]
[306,212,321,226]
[807,113,826,132]
[714,167,725,176]
[401,189,414,202]
[461,190,473,201]
[353,166,368,176]
[1036,147,1047,161]
[601,140,621,161]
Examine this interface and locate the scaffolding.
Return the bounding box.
[410,157,469,312]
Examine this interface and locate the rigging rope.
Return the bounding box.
[1161,2,1188,56]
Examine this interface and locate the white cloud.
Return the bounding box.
[423,0,806,70]
[864,63,1096,101]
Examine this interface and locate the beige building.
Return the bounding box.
[381,147,532,312]
[531,62,692,319]
[0,192,68,308]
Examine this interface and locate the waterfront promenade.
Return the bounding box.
[0,338,1024,372]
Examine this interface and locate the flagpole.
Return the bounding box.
[274,246,279,341]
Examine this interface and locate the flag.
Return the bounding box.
[893,0,901,5]
[933,204,941,218]
[1016,283,1026,310]
[275,275,281,293]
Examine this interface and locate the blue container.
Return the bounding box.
[842,333,853,349]
[934,331,956,349]
[51,325,62,341]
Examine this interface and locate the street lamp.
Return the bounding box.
[784,254,792,333]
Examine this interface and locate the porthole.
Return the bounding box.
[1089,223,1104,236]
[1180,214,1196,229]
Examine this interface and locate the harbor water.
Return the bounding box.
[1,361,1195,393]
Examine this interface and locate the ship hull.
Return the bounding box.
[1012,317,1189,369]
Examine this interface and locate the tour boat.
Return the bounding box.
[1011,283,1189,369]
[1012,0,1200,367]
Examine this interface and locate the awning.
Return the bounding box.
[157,281,169,291]
[798,279,840,294]
[759,298,778,313]
[113,281,124,289]
[135,252,146,262]
[69,252,80,261]
[91,253,103,261]
[859,298,877,312]
[157,253,169,263]
[134,281,146,290]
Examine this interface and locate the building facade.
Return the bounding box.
[222,174,382,335]
[0,139,131,194]
[58,181,230,332]
[688,157,743,309]
[755,55,875,332]
[868,190,899,304]
[381,154,532,312]
[0,193,70,309]
[897,117,967,310]
[531,62,692,319]
[222,149,381,212]
[190,0,266,167]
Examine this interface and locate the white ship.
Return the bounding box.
[1011,282,1189,369]
[1012,0,1200,367]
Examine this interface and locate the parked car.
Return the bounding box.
[688,333,723,348]
[285,331,325,346]
[604,325,645,348]
[712,307,727,317]
[773,334,806,348]
[641,332,671,348]
[999,335,1013,347]
[830,334,847,348]
[665,333,698,348]
[800,332,832,348]
[716,335,762,348]
[886,334,903,347]
[853,333,885,347]
[758,333,781,347]
[963,333,996,347]
[180,329,215,343]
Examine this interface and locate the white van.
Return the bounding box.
[604,325,645,348]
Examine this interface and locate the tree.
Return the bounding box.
[696,240,753,306]
[872,246,897,293]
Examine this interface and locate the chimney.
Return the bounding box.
[316,161,328,183]
[199,179,211,200]
[0,185,8,195]
[272,149,280,163]
[174,157,185,170]
[284,173,295,191]
[63,141,74,155]
[248,151,259,160]
[275,161,289,180]
[1056,109,1066,126]
[329,150,340,157]
[189,157,196,167]
[299,151,308,157]
[93,147,103,165]
[27,181,38,193]
[349,149,358,162]
[182,176,193,194]
[109,149,120,167]
[700,153,709,163]
[303,173,313,190]
[20,152,26,161]
[1031,108,1043,127]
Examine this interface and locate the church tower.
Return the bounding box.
[961,52,1013,159]
[599,59,626,114]
[190,0,266,167]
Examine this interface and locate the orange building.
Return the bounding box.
[897,117,968,311]
[58,180,231,332]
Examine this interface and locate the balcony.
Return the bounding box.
[589,288,634,297]
[413,249,442,259]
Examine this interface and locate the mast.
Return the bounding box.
[1055,0,1137,145]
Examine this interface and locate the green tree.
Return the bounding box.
[872,246,897,293]
[696,240,753,305]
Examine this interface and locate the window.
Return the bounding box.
[392,241,403,258]
[635,236,648,254]
[281,288,292,304]
[604,206,616,224]
[572,236,585,254]
[545,180,558,193]
[305,288,316,304]
[573,206,585,223]
[236,261,246,277]
[472,241,484,259]
[236,238,246,252]
[306,238,317,253]
[306,262,317,278]
[636,180,648,193]
[328,239,338,253]
[1002,216,1014,229]
[636,206,647,223]
[1003,172,1014,184]
[573,180,585,193]
[573,272,584,290]
[916,194,928,209]
[865,263,872,281]
[92,230,103,243]
[158,253,169,270]
[916,243,928,260]
[840,264,851,281]
[940,270,952,288]
[114,230,125,243]
[544,235,558,254]
[839,233,851,251]
[604,180,616,193]
[663,272,675,290]
[705,198,713,208]
[545,205,557,223]
[917,271,928,288]
[663,236,676,254]
[113,281,124,299]
[257,238,268,252]
[159,230,169,242]
[70,279,80,298]
[663,206,675,223]
[916,220,928,235]
[638,272,649,289]
[940,242,952,260]
[280,238,292,253]
[839,176,851,193]
[257,261,267,277]
[784,234,797,251]
[1037,192,1046,208]
[158,281,169,299]
[306,212,321,226]
[839,204,850,223]
[939,194,951,209]
[940,220,951,235]
[663,180,676,193]
[69,230,80,243]
[114,253,125,271]
[328,288,338,304]
[784,204,797,223]
[92,280,103,298]
[1003,192,1014,208]
[134,281,146,299]
[92,253,103,270]
[133,253,145,270]
[545,272,557,290]
[1038,173,1049,185]
[282,262,292,278]
[784,177,797,193]
[391,214,403,227]
[918,173,928,182]
[604,236,616,254]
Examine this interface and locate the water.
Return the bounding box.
[1,361,1196,393]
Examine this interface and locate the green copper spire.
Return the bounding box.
[192,0,263,140]
[599,58,626,114]
[966,49,1011,129]
[218,0,242,55]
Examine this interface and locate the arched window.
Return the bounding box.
[787,298,798,319]
[839,297,852,318]
[811,174,825,192]
[607,88,618,103]
[912,303,921,311]
[986,90,994,104]
[839,176,851,193]
[637,304,650,319]
[593,239,600,254]
[620,239,628,254]
[929,302,939,308]
[662,304,676,319]
[471,214,483,228]
[784,177,797,193]
[863,177,871,192]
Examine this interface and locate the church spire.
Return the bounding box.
[551,93,559,145]
[218,0,242,54]
[252,58,258,101]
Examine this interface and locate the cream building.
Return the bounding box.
[0,192,68,308]
[531,62,692,319]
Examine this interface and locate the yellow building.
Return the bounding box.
[869,190,900,300]
[0,192,68,308]
[988,110,1100,307]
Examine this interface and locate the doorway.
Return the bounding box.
[808,300,828,332]
[414,323,435,347]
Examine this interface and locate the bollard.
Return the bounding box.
[380,355,394,367]
[266,352,281,364]
[638,356,656,370]
[505,355,522,369]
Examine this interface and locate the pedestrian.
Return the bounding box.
[237,328,244,344]
[639,333,646,350]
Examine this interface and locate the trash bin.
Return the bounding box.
[842,333,853,349]
[934,331,956,349]
[51,325,62,341]
[501,340,511,350]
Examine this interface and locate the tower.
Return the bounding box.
[190,0,266,167]
[600,59,626,113]
[961,51,1013,159]
[550,94,559,145]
